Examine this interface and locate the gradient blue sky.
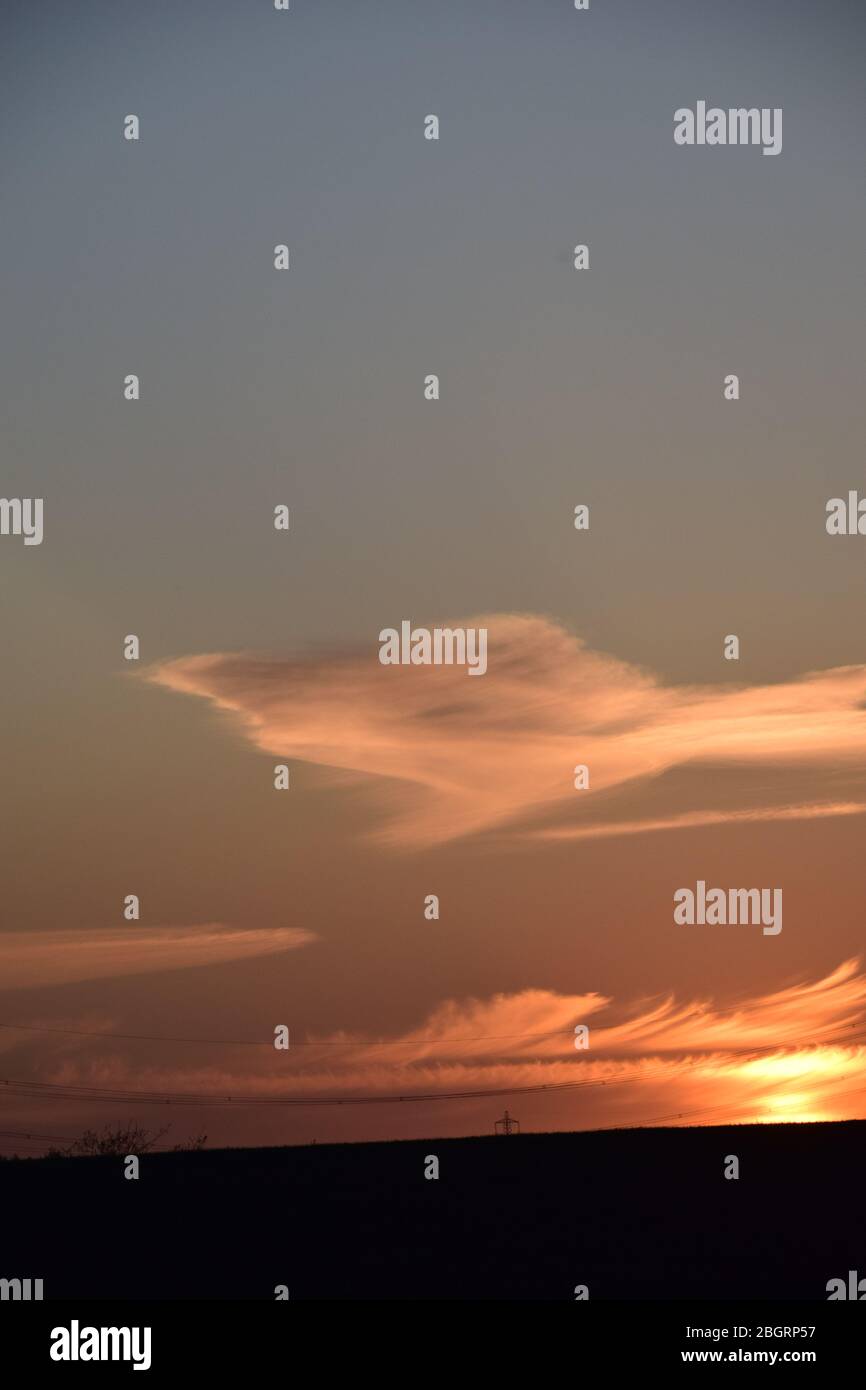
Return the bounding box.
[1,0,865,1149]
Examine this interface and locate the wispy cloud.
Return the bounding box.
[0,925,315,990]
[27,960,866,1132]
[146,615,866,847]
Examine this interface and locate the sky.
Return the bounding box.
[1,0,865,1153]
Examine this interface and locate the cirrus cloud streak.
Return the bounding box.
[16,960,866,1134]
[0,925,316,990]
[145,615,866,847]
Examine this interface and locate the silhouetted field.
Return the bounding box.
[3,1121,864,1299]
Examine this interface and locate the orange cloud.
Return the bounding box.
[0,925,315,989]
[23,960,866,1134]
[145,616,866,847]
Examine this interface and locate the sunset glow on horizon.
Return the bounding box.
[3,0,865,1159]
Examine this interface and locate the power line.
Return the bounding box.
[0,1021,576,1048]
[0,1074,617,1108]
[3,1017,865,1055]
[1,1024,864,1111]
[0,1126,78,1143]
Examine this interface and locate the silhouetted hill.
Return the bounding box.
[4,1121,865,1299]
